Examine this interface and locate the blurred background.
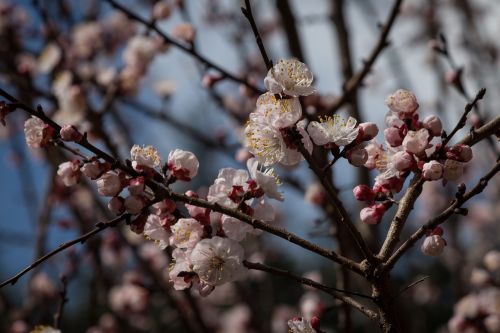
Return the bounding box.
[0,0,499,332]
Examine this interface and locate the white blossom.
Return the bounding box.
[207,168,250,208]
[109,283,148,313]
[167,149,199,180]
[264,58,315,97]
[97,171,123,197]
[130,145,161,170]
[247,157,283,201]
[221,215,254,242]
[123,35,157,69]
[307,115,359,147]
[190,236,246,286]
[57,160,81,187]
[169,248,193,290]
[170,218,204,249]
[144,214,170,249]
[253,92,302,129]
[287,317,317,333]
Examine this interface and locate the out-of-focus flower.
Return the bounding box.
[167,149,199,181]
[443,159,464,182]
[109,283,148,314]
[24,117,53,148]
[153,1,171,20]
[170,218,203,249]
[30,326,60,333]
[72,22,103,59]
[59,125,82,142]
[307,115,359,147]
[264,58,315,97]
[287,317,318,333]
[421,235,446,256]
[171,23,196,43]
[37,43,61,73]
[81,161,103,180]
[222,215,254,242]
[124,195,145,215]
[57,160,81,186]
[123,35,157,69]
[108,196,125,215]
[190,236,246,286]
[143,214,170,249]
[484,250,500,272]
[305,182,326,205]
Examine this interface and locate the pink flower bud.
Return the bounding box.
[81,160,102,179]
[97,171,123,197]
[128,176,145,196]
[392,151,413,171]
[171,23,195,43]
[305,183,326,206]
[353,185,375,202]
[59,125,83,142]
[358,122,379,141]
[402,129,429,154]
[384,127,404,147]
[421,234,446,256]
[311,316,321,330]
[443,159,464,182]
[360,204,386,225]
[57,160,81,186]
[446,144,473,162]
[108,196,125,215]
[385,89,419,116]
[422,161,443,180]
[422,115,442,137]
[346,146,368,167]
[124,195,145,215]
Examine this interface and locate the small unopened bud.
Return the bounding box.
[60,125,83,142]
[128,176,145,196]
[446,144,473,162]
[171,23,196,43]
[124,195,145,215]
[360,204,386,225]
[153,1,171,20]
[422,115,442,137]
[392,151,413,171]
[385,89,419,117]
[421,234,446,256]
[384,127,404,147]
[81,160,102,179]
[353,185,375,202]
[346,146,368,167]
[202,73,223,88]
[310,316,321,330]
[358,122,379,141]
[108,196,125,215]
[422,161,443,180]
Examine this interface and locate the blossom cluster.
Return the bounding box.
[352,89,473,229]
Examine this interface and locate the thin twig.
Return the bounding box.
[53,275,69,329]
[395,276,429,299]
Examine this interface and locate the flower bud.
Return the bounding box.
[57,160,81,186]
[422,160,443,180]
[385,89,419,116]
[421,235,446,256]
[81,160,102,179]
[171,23,195,43]
[128,176,145,196]
[392,151,413,171]
[443,159,464,182]
[167,149,199,181]
[384,127,404,147]
[358,122,379,141]
[108,196,125,215]
[346,146,368,167]
[305,183,326,206]
[422,115,442,137]
[124,195,145,215]
[59,125,83,142]
[446,144,473,162]
[97,171,123,197]
[360,204,386,225]
[153,1,171,20]
[402,129,429,154]
[353,185,375,202]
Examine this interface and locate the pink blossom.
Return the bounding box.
[364,141,385,169]
[81,161,102,179]
[421,235,446,256]
[171,23,196,43]
[360,204,386,225]
[109,283,148,314]
[24,116,54,148]
[402,129,429,154]
[422,161,443,180]
[152,1,171,20]
[167,149,199,181]
[304,182,326,205]
[57,160,81,186]
[446,144,473,162]
[422,115,442,136]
